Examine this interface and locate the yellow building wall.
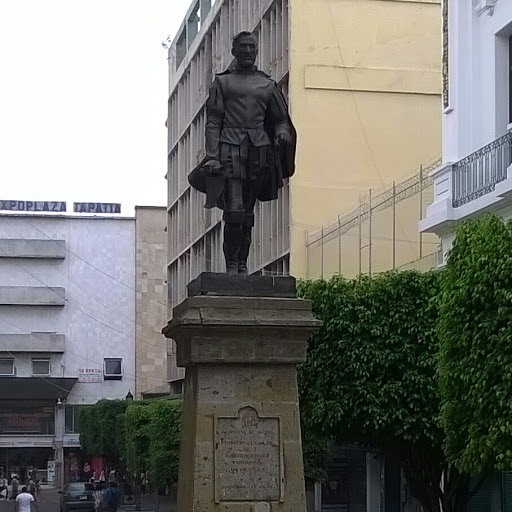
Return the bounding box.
[288,0,442,278]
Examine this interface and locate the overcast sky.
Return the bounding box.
[0,0,191,216]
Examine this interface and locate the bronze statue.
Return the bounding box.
[189,31,296,274]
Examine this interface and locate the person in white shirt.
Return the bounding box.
[15,487,37,512]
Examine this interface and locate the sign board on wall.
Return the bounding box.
[0,200,67,212]
[47,461,56,484]
[214,406,282,502]
[73,203,121,214]
[78,368,103,383]
[64,435,80,447]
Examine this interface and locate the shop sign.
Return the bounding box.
[73,202,121,214]
[78,368,103,383]
[64,435,80,447]
[47,461,56,483]
[0,439,52,447]
[0,200,67,212]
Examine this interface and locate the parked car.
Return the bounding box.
[59,482,95,512]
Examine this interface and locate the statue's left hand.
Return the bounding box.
[275,133,291,149]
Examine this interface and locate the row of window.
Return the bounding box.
[0,358,50,376]
[0,357,123,380]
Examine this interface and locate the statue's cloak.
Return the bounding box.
[188,68,297,209]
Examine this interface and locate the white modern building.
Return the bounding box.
[420,0,512,260]
[0,213,136,488]
[419,2,512,510]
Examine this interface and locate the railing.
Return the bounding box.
[306,157,442,279]
[452,132,512,208]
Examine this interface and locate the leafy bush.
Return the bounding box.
[438,213,512,473]
[146,400,182,490]
[297,271,467,512]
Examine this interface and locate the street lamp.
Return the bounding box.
[125,390,134,401]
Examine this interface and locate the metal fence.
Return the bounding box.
[306,158,442,280]
[453,131,512,208]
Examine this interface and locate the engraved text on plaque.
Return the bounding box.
[215,406,281,502]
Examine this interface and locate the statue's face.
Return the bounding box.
[232,35,258,69]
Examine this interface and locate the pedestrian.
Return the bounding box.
[93,482,105,512]
[0,474,7,500]
[28,479,36,498]
[11,475,19,500]
[103,481,122,512]
[15,486,37,512]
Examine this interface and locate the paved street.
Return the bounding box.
[0,488,59,512]
[0,488,176,512]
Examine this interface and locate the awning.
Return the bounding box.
[0,377,77,399]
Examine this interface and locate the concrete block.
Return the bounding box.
[0,332,65,352]
[0,239,66,259]
[0,286,65,305]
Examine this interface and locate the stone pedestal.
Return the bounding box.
[163,273,321,512]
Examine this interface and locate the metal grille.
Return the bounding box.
[452,132,512,208]
[306,158,441,280]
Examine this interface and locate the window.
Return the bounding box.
[0,403,54,434]
[0,359,14,376]
[65,405,87,434]
[32,359,50,376]
[104,358,122,380]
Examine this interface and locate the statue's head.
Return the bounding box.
[232,31,258,69]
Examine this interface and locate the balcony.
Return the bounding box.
[0,332,65,353]
[0,286,66,306]
[453,132,512,207]
[419,132,512,238]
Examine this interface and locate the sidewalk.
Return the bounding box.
[121,493,176,512]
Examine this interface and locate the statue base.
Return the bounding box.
[163,273,321,512]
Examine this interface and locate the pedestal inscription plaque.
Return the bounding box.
[215,406,282,502]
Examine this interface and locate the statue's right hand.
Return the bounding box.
[205,159,222,176]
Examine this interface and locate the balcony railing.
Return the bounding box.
[452,132,512,207]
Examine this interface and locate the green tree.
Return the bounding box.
[146,400,182,492]
[298,271,467,512]
[125,403,152,480]
[80,399,129,472]
[438,213,512,474]
[124,403,152,511]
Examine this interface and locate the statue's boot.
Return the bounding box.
[223,222,242,274]
[238,225,252,275]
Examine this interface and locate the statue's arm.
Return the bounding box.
[269,84,292,146]
[205,79,224,161]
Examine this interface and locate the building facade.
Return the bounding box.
[134,206,173,398]
[0,214,136,488]
[420,0,512,260]
[166,0,442,308]
[419,2,512,510]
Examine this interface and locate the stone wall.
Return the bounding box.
[135,207,171,396]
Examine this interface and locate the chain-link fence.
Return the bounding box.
[306,159,442,280]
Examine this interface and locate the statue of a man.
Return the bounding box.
[188,31,296,275]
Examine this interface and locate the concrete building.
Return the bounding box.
[166,0,441,510]
[0,213,136,488]
[418,2,512,510]
[166,0,442,308]
[134,206,173,398]
[420,0,512,262]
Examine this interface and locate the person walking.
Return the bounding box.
[27,479,36,498]
[93,482,105,512]
[10,475,19,500]
[104,481,122,512]
[0,474,7,500]
[15,486,38,512]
